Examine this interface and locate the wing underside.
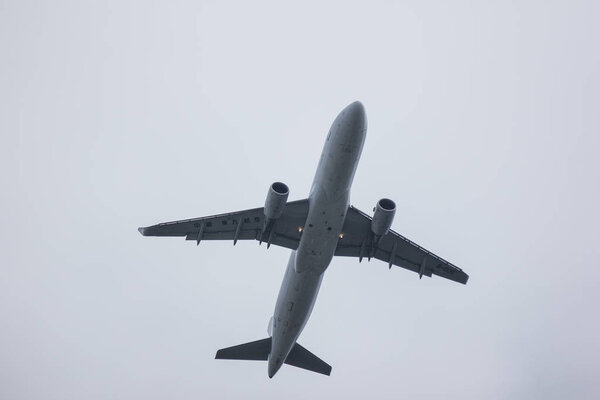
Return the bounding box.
[139,201,467,284]
[336,206,468,284]
[138,199,309,250]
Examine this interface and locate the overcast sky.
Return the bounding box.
[2,1,599,399]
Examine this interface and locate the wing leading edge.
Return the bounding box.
[138,199,309,250]
[335,206,469,284]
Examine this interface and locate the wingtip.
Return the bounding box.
[214,349,226,359]
[138,227,147,236]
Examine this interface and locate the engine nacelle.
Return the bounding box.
[371,198,396,238]
[264,182,289,220]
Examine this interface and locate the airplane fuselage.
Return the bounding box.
[268,102,367,377]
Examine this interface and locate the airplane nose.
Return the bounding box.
[341,101,367,133]
[346,100,365,115]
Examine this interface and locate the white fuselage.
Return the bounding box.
[268,102,367,377]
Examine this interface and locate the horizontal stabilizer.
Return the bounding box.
[215,338,331,376]
[285,342,332,376]
[215,338,271,361]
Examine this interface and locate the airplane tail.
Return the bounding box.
[215,338,332,376]
[215,338,271,361]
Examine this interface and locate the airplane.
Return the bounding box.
[138,101,469,378]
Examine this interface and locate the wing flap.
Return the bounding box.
[184,230,260,241]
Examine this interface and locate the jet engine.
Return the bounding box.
[264,182,289,220]
[261,182,289,246]
[371,198,396,240]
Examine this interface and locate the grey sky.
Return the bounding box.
[1,1,599,399]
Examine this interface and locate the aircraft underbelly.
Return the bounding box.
[269,251,323,375]
[294,102,366,274]
[268,101,367,377]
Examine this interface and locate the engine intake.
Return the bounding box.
[264,182,289,220]
[371,198,396,238]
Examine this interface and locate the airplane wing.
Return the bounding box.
[335,206,469,284]
[138,199,309,250]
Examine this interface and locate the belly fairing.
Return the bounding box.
[295,184,348,274]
